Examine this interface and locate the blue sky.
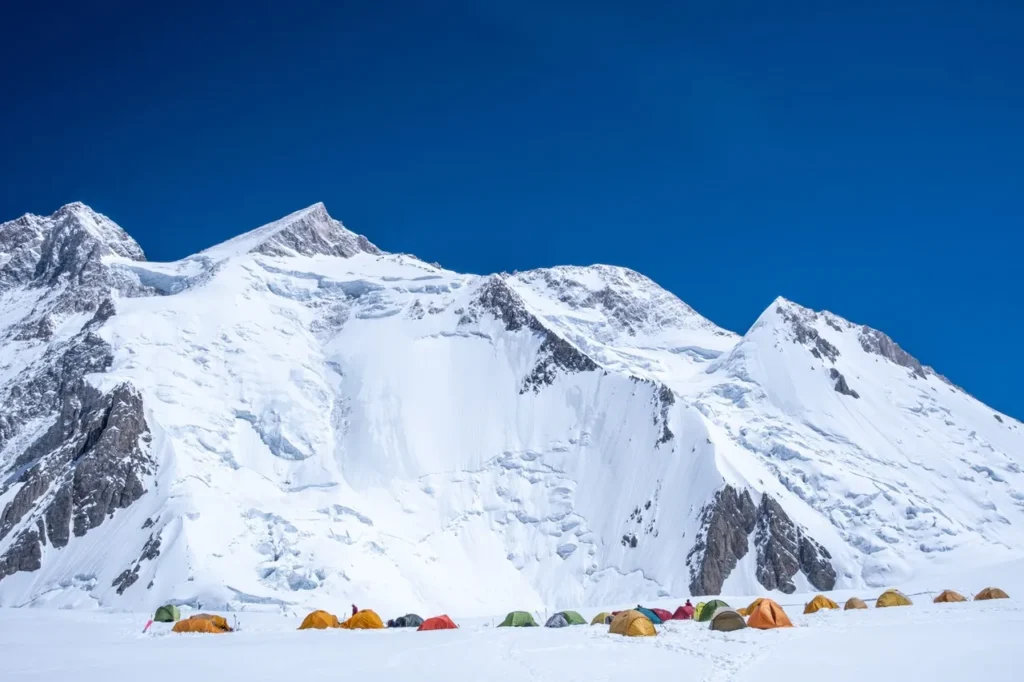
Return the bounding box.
[1,1,1022,417]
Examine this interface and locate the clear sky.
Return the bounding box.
[1,1,1022,417]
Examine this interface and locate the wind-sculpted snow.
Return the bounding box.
[0,203,1022,616]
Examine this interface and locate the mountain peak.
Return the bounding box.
[196,202,383,261]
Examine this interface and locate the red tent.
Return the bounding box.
[672,604,695,620]
[418,615,458,631]
[651,608,673,623]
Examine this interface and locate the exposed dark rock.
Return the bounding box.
[0,381,153,582]
[858,327,926,378]
[994,414,1004,424]
[0,529,43,580]
[754,494,836,593]
[776,306,839,362]
[111,532,162,595]
[829,368,860,399]
[250,203,381,259]
[655,384,675,445]
[112,567,139,595]
[687,486,757,595]
[466,276,599,393]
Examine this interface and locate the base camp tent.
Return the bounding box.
[635,607,663,625]
[153,605,180,623]
[693,602,707,621]
[299,610,340,630]
[975,587,1009,601]
[499,611,538,627]
[340,610,385,629]
[696,599,729,622]
[609,610,656,637]
[418,615,458,631]
[934,590,967,603]
[591,612,612,625]
[844,597,868,610]
[709,608,747,632]
[804,594,839,614]
[747,599,793,630]
[172,614,232,634]
[876,590,912,608]
[671,604,695,620]
[545,611,586,627]
[389,614,424,628]
[651,608,673,623]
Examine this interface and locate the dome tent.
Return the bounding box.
[499,611,538,627]
[803,595,839,614]
[747,599,793,630]
[975,587,1009,601]
[876,590,912,608]
[651,608,673,623]
[844,597,868,610]
[418,615,458,631]
[153,604,180,623]
[696,599,729,622]
[298,610,340,630]
[671,604,695,620]
[389,614,425,628]
[340,610,385,629]
[591,612,612,625]
[635,606,663,625]
[709,608,747,632]
[609,610,656,637]
[934,590,967,603]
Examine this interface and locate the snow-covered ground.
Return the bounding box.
[2,581,1020,682]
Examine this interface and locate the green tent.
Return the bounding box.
[559,610,586,626]
[154,604,181,623]
[499,611,539,627]
[696,599,729,622]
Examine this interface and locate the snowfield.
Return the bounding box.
[2,581,1021,682]
[1,202,1022,632]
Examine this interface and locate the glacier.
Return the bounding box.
[0,201,1021,616]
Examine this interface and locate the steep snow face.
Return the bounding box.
[1,202,1022,617]
[696,298,1024,588]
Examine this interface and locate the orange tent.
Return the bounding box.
[340,610,385,629]
[299,610,340,630]
[172,614,232,634]
[746,598,793,630]
[418,615,458,631]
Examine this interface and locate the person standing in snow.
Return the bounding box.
[352,604,359,616]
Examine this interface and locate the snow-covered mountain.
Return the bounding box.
[1,202,1021,614]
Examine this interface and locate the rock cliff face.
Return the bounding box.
[688,486,837,595]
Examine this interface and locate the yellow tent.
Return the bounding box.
[340,610,385,629]
[737,598,762,618]
[844,597,868,610]
[736,607,748,617]
[591,612,611,625]
[933,590,967,603]
[876,590,912,607]
[803,594,839,614]
[609,610,656,637]
[172,615,232,634]
[299,610,340,630]
[693,601,707,621]
[975,587,1009,601]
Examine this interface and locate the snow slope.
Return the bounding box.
[0,202,1021,618]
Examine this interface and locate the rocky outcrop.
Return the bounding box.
[688,487,836,595]
[858,327,926,378]
[250,203,381,258]
[687,486,757,595]
[776,305,840,363]
[465,276,599,392]
[754,494,836,593]
[829,368,860,399]
[0,381,153,580]
[111,532,162,595]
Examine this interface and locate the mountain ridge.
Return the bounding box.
[0,202,1020,614]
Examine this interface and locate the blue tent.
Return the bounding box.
[635,607,663,625]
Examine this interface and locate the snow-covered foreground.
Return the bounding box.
[2,595,1020,682]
